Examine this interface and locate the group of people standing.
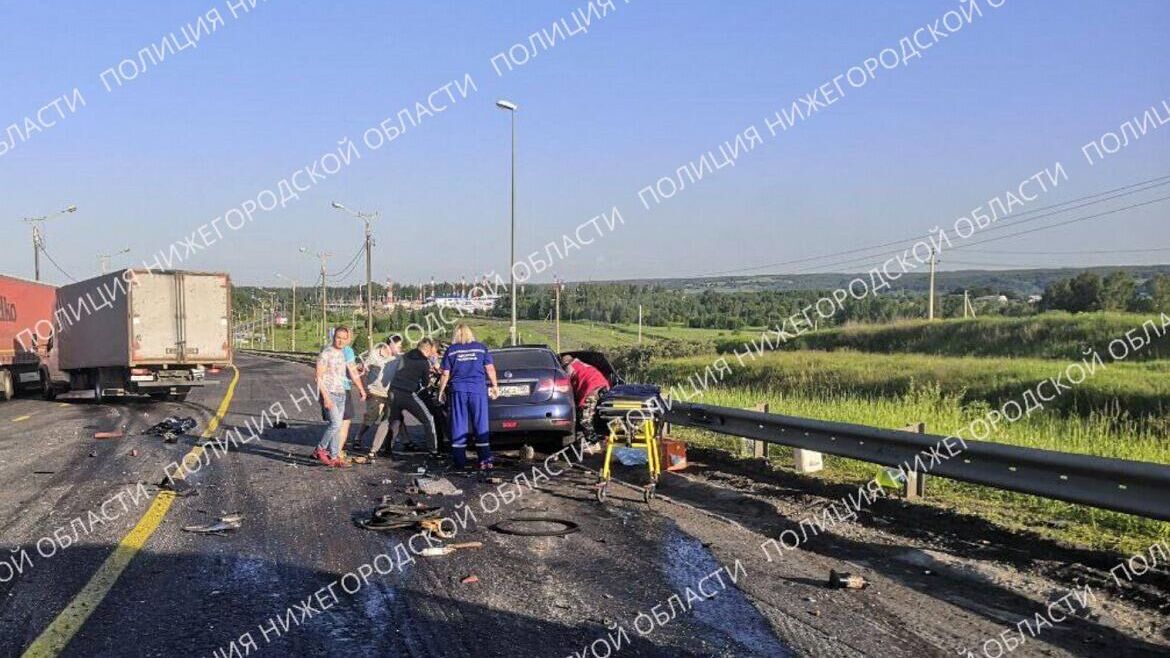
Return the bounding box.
[312,323,500,471]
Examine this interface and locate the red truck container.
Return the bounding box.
[0,274,58,401]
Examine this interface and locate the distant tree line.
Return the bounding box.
[1041,272,1170,314]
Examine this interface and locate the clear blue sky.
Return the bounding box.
[1,1,1168,287]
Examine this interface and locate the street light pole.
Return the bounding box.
[301,247,330,345]
[98,247,130,274]
[277,274,298,352]
[496,99,518,345]
[21,205,77,281]
[332,202,379,349]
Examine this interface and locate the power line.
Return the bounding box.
[39,246,77,282]
[962,246,1170,256]
[681,173,1170,278]
[326,244,364,279]
[783,192,1170,274]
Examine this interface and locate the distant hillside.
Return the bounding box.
[606,265,1170,298]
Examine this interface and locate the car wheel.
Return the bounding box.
[0,370,13,402]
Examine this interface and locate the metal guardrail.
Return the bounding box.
[664,402,1170,522]
[240,348,317,365]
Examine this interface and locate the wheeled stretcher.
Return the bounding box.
[592,384,666,504]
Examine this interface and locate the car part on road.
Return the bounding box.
[414,476,463,496]
[828,570,870,590]
[355,500,443,531]
[145,416,198,436]
[461,574,479,584]
[93,430,124,440]
[182,515,243,535]
[488,517,581,537]
[419,541,482,557]
[418,518,456,539]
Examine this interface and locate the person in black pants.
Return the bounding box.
[386,338,441,455]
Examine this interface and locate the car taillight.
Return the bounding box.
[538,377,572,394]
[130,368,152,376]
[502,420,519,429]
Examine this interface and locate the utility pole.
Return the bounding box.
[331,202,378,349]
[98,248,129,274]
[963,290,977,319]
[21,205,77,281]
[301,248,330,345]
[277,274,297,351]
[638,304,643,344]
[927,248,938,321]
[554,278,562,353]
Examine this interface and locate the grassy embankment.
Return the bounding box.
[646,313,1170,552]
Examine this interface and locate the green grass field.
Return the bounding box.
[647,348,1170,421]
[719,312,1170,361]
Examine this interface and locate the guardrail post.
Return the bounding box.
[791,399,824,474]
[747,403,769,458]
[901,422,927,499]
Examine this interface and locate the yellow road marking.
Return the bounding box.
[22,366,240,658]
[12,415,31,422]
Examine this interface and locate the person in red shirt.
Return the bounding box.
[561,355,610,442]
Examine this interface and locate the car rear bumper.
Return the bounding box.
[489,417,575,434]
[489,402,575,435]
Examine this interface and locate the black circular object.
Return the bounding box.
[489,517,581,537]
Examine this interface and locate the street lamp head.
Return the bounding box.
[63,205,78,214]
[331,201,345,211]
[495,99,518,111]
[299,246,308,254]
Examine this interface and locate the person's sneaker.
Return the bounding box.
[330,456,352,468]
[314,448,332,466]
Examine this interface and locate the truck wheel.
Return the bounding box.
[40,368,56,401]
[0,371,13,402]
[170,389,190,402]
[91,370,105,404]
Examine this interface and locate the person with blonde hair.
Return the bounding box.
[437,323,500,469]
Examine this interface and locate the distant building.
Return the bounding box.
[1027,294,1043,304]
[975,295,1009,304]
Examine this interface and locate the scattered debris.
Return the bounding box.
[355,500,443,531]
[461,574,479,584]
[130,449,139,457]
[521,445,535,461]
[94,430,124,440]
[828,570,869,590]
[419,542,482,557]
[182,514,242,535]
[89,451,98,457]
[146,416,197,437]
[414,477,463,496]
[489,517,581,537]
[419,518,456,539]
[32,470,55,475]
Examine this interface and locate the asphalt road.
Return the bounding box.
[0,354,1166,657]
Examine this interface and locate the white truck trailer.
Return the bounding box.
[56,270,233,401]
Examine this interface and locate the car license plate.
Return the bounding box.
[18,372,39,383]
[499,384,529,397]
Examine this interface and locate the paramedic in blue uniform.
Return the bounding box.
[437,324,500,470]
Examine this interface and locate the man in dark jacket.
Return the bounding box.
[386,338,440,455]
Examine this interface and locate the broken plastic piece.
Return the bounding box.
[828,569,869,590]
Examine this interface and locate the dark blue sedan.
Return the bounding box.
[487,346,576,448]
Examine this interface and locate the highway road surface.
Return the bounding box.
[1,354,1167,657]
